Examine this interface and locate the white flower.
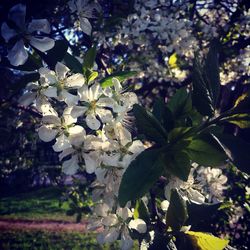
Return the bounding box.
[164,170,205,204]
[39,62,85,106]
[73,83,114,130]
[1,4,54,66]
[93,205,146,250]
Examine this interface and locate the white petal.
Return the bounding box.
[78,85,89,102]
[55,62,70,80]
[129,219,147,234]
[102,227,119,243]
[160,200,170,212]
[79,17,92,35]
[18,92,36,106]
[36,97,58,116]
[68,125,85,135]
[128,140,145,154]
[112,77,122,93]
[66,73,85,88]
[97,97,115,108]
[59,147,75,161]
[121,228,134,250]
[8,4,26,29]
[62,155,79,175]
[94,203,110,217]
[42,86,58,98]
[102,214,118,226]
[101,153,120,167]
[28,19,51,34]
[188,189,205,204]
[90,83,102,100]
[30,36,55,52]
[86,113,100,130]
[115,123,132,146]
[38,126,57,142]
[117,207,132,220]
[71,106,87,118]
[52,134,71,152]
[63,107,77,125]
[1,22,17,42]
[83,152,98,174]
[39,68,57,84]
[60,90,79,106]
[8,40,28,66]
[42,115,60,125]
[96,108,113,123]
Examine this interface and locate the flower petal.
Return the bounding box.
[83,152,99,174]
[78,85,89,102]
[86,113,101,130]
[102,214,118,227]
[38,125,57,142]
[52,134,71,152]
[18,92,36,106]
[129,219,147,234]
[71,106,88,118]
[30,36,55,52]
[79,17,92,35]
[90,83,102,100]
[55,62,70,80]
[42,86,58,98]
[42,115,60,125]
[62,155,79,175]
[66,73,85,88]
[96,108,113,123]
[8,4,26,29]
[7,40,28,66]
[160,200,170,212]
[63,107,77,125]
[60,90,79,107]
[1,22,17,42]
[28,19,51,34]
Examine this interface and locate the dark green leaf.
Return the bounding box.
[185,136,227,166]
[133,104,168,145]
[100,71,137,88]
[83,46,97,70]
[167,88,192,120]
[63,52,82,73]
[118,148,165,207]
[44,40,68,68]
[204,39,220,107]
[164,151,191,182]
[192,57,214,116]
[153,98,174,132]
[212,133,250,174]
[168,127,192,143]
[186,202,221,225]
[166,189,188,231]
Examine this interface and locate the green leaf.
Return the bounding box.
[192,40,221,117]
[185,137,227,166]
[118,148,165,207]
[167,88,192,120]
[185,231,229,250]
[63,52,82,73]
[100,71,137,88]
[192,57,214,117]
[222,113,250,128]
[133,104,168,145]
[83,46,97,70]
[233,91,250,111]
[44,40,68,68]
[203,39,220,107]
[153,98,174,132]
[166,189,188,231]
[212,133,250,174]
[168,127,192,143]
[164,151,191,181]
